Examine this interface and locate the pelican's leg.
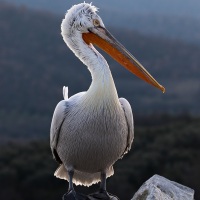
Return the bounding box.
[88,172,119,200]
[62,169,76,200]
[63,169,88,200]
[99,172,108,193]
[68,170,75,192]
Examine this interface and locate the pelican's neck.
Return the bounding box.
[85,45,114,90]
[64,32,119,99]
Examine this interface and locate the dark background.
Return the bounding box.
[0,0,200,199]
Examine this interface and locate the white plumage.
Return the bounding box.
[50,2,164,195]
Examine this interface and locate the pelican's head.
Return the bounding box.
[61,3,103,37]
[61,3,165,93]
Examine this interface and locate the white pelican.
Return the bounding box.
[50,3,165,199]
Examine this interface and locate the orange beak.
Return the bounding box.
[82,26,165,93]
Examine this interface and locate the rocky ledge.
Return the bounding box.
[132,175,194,200]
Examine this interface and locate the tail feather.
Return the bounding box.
[63,86,68,100]
[54,164,114,187]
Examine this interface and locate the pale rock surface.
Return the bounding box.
[131,174,194,200]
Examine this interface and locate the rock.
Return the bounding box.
[131,174,194,200]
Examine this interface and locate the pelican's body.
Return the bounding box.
[50,3,164,198]
[53,89,132,185]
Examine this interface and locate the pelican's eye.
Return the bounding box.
[93,19,100,27]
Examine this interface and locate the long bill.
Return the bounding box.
[82,26,165,93]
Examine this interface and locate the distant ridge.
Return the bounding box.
[1,0,200,45]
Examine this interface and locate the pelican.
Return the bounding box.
[50,3,165,199]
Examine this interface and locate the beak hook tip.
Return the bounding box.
[161,85,166,93]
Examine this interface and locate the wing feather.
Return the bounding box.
[119,98,134,155]
[50,100,68,163]
[50,88,86,163]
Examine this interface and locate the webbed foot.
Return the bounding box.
[88,190,119,200]
[62,190,89,200]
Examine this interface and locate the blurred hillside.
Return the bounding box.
[0,3,200,139]
[0,118,199,199]
[2,0,200,19]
